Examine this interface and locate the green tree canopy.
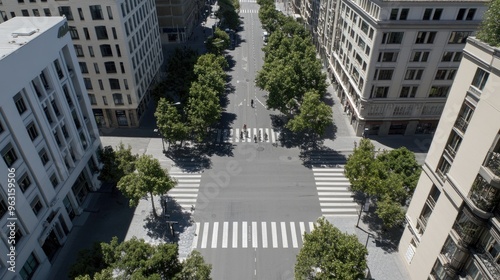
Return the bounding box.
[186,81,222,141]
[117,155,176,217]
[155,98,189,147]
[295,218,368,279]
[206,28,230,55]
[286,90,333,136]
[477,0,500,46]
[176,251,213,280]
[97,143,138,184]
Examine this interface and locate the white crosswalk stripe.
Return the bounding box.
[240,9,258,13]
[167,171,201,212]
[215,128,279,143]
[239,0,257,3]
[313,166,358,216]
[192,221,316,249]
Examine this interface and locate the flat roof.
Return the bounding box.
[0,17,65,60]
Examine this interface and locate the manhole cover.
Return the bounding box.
[257,146,265,152]
[245,78,249,82]
[288,156,292,160]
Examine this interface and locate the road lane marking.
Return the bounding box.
[252,222,258,248]
[232,222,238,248]
[201,222,209,248]
[309,222,315,232]
[281,222,288,248]
[290,222,298,248]
[271,222,278,248]
[242,221,248,248]
[222,222,228,248]
[193,222,200,249]
[271,129,276,143]
[261,222,268,248]
[299,222,306,242]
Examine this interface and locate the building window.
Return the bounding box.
[106,6,113,19]
[61,125,69,138]
[19,252,39,280]
[89,94,97,105]
[111,27,117,39]
[471,68,489,90]
[127,94,132,104]
[381,32,403,44]
[390,8,409,20]
[109,79,120,90]
[410,51,429,62]
[435,69,457,80]
[89,5,103,20]
[54,131,61,146]
[21,9,29,16]
[469,175,500,212]
[448,31,471,44]
[32,9,39,17]
[77,7,84,20]
[99,80,104,90]
[442,51,462,62]
[400,86,418,98]
[445,130,462,159]
[39,149,50,165]
[94,63,100,74]
[113,93,124,105]
[102,96,108,105]
[404,69,424,80]
[100,44,113,57]
[374,69,394,80]
[437,157,451,180]
[429,86,450,98]
[88,46,94,57]
[84,78,93,90]
[83,27,90,40]
[115,45,121,57]
[26,122,39,141]
[393,105,412,116]
[50,173,59,188]
[74,45,84,57]
[120,62,125,73]
[14,93,27,115]
[104,61,117,73]
[423,8,443,20]
[452,209,481,245]
[31,196,43,215]
[377,51,398,62]
[69,26,79,39]
[19,173,32,193]
[454,102,474,133]
[415,31,436,44]
[79,62,88,74]
[372,86,389,98]
[50,103,59,119]
[95,26,108,40]
[63,85,73,107]
[58,6,73,20]
[43,8,50,16]
[457,8,476,20]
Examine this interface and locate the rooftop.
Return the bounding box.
[0,17,65,60]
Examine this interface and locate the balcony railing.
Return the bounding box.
[445,144,458,159]
[454,117,469,133]
[485,151,500,177]
[426,196,437,210]
[468,85,482,97]
[473,249,500,279]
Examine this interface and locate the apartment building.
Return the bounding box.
[399,36,500,279]
[0,0,164,128]
[0,17,102,279]
[314,0,488,136]
[156,0,204,44]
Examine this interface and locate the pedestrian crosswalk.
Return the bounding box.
[313,167,358,216]
[214,128,280,143]
[167,171,202,211]
[240,9,258,14]
[192,221,316,249]
[239,0,258,3]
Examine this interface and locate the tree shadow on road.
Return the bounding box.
[359,207,405,254]
[298,145,348,168]
[165,145,212,172]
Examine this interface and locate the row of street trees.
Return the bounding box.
[70,237,212,280]
[344,139,421,228]
[217,0,240,30]
[155,52,228,144]
[256,0,332,137]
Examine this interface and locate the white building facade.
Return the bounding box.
[0,0,164,128]
[0,17,102,280]
[399,36,500,279]
[314,0,488,136]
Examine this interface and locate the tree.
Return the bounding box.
[97,143,138,184]
[117,155,176,217]
[476,0,500,46]
[155,98,190,147]
[194,54,228,96]
[186,82,222,142]
[176,251,213,280]
[205,28,230,55]
[295,218,368,280]
[286,90,333,136]
[376,195,406,229]
[68,242,107,279]
[163,48,199,103]
[344,138,382,195]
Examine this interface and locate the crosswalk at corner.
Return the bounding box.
[167,171,202,212]
[313,167,358,216]
[239,9,258,14]
[215,128,279,143]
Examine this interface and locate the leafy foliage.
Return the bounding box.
[176,251,213,280]
[117,155,176,217]
[344,139,421,228]
[155,98,189,147]
[205,28,230,55]
[286,91,333,135]
[186,82,222,141]
[477,0,500,46]
[295,218,368,280]
[97,143,138,184]
[218,0,240,30]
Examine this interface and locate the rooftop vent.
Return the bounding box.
[11,28,37,37]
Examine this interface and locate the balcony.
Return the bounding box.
[468,175,500,213]
[468,85,482,97]
[454,116,469,133]
[472,249,500,279]
[485,151,500,178]
[444,144,458,159]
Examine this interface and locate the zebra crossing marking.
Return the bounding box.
[313,167,358,216]
[168,172,201,211]
[215,128,279,143]
[193,221,317,249]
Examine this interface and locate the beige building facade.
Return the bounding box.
[399,37,500,279]
[156,0,205,44]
